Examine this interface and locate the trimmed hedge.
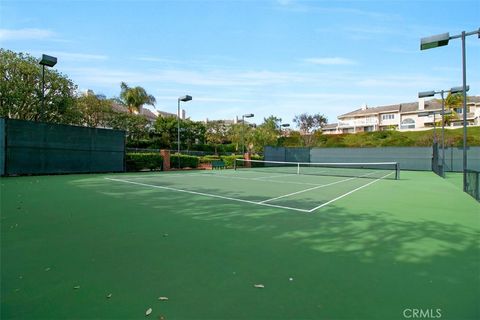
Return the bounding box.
[170,154,199,168]
[199,154,263,168]
[126,153,163,171]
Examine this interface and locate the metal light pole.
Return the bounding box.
[177,95,192,169]
[419,86,468,175]
[38,54,57,122]
[280,123,290,138]
[420,28,480,191]
[241,113,254,154]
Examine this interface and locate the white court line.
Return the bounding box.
[307,172,394,212]
[115,171,322,187]
[210,173,321,186]
[105,177,310,213]
[252,174,293,180]
[259,170,380,204]
[258,176,358,203]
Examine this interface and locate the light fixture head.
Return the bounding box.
[418,112,431,117]
[178,95,192,102]
[243,113,254,118]
[418,91,435,98]
[450,85,469,94]
[39,54,57,67]
[420,32,450,50]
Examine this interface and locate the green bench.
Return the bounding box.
[211,160,226,170]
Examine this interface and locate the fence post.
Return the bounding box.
[160,149,170,171]
[244,152,251,167]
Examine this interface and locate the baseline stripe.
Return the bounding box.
[105,177,310,212]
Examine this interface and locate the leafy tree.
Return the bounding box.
[0,49,80,124]
[250,116,282,152]
[108,111,150,142]
[205,120,229,154]
[293,113,327,146]
[154,115,178,148]
[227,123,242,152]
[76,93,114,128]
[184,120,206,149]
[118,82,156,114]
[154,116,206,149]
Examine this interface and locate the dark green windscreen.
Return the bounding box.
[0,118,5,176]
[2,118,125,175]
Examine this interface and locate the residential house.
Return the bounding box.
[323,96,480,134]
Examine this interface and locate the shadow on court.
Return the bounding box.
[1,172,479,319]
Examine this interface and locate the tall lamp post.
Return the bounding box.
[418,86,469,175]
[241,113,254,154]
[38,54,57,122]
[280,123,290,137]
[177,95,192,169]
[420,28,479,191]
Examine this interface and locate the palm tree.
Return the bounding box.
[444,92,464,126]
[119,82,156,114]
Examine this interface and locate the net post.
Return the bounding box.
[395,162,400,180]
[297,163,300,174]
[234,158,237,170]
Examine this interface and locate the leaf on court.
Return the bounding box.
[45,267,51,271]
[254,284,265,288]
[106,293,112,299]
[73,285,80,289]
[158,296,169,301]
[145,307,152,316]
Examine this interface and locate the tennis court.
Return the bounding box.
[105,160,399,213]
[1,166,479,319]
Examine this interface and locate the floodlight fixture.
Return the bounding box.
[417,112,430,117]
[418,91,435,98]
[178,95,192,102]
[420,33,450,50]
[243,113,254,118]
[450,85,469,94]
[281,123,290,127]
[39,54,57,67]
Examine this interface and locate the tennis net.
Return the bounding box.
[234,159,400,180]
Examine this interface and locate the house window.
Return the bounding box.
[364,126,374,132]
[382,114,395,120]
[454,108,464,114]
[400,118,415,129]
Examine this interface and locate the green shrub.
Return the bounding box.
[198,155,221,164]
[198,154,264,168]
[126,153,163,171]
[220,155,243,167]
[171,154,199,168]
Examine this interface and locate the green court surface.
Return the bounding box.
[1,169,479,319]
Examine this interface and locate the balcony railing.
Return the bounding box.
[338,118,378,127]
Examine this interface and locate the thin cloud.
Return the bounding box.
[65,67,312,87]
[304,57,357,66]
[136,57,183,64]
[0,28,56,41]
[275,2,398,20]
[49,51,108,61]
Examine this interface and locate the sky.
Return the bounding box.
[1,0,479,126]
